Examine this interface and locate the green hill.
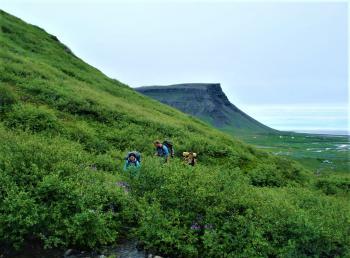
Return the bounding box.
[135,85,350,174]
[136,83,276,135]
[1,10,349,257]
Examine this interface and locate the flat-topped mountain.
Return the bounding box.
[136,83,276,134]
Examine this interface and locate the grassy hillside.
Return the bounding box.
[1,10,349,257]
[136,85,349,175]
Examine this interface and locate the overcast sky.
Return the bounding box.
[1,1,348,133]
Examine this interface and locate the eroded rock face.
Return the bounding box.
[136,83,274,133]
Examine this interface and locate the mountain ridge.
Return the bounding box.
[136,83,276,134]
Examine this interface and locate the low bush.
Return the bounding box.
[4,103,60,133]
[0,188,40,250]
[0,84,17,113]
[131,162,350,257]
[0,128,139,250]
[315,175,350,196]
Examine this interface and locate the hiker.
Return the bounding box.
[154,140,170,162]
[183,152,197,166]
[123,151,141,171]
[163,140,175,158]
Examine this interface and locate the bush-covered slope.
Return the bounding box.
[0,10,349,257]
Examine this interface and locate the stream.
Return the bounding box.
[64,240,146,258]
[5,240,149,258]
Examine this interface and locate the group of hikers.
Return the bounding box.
[123,139,197,171]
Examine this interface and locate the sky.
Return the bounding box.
[1,1,349,133]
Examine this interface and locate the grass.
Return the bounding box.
[238,132,350,174]
[0,9,350,257]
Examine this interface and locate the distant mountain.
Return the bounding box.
[136,83,276,135]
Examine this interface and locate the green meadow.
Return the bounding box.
[0,10,349,257]
[236,132,350,175]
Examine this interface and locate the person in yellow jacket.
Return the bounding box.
[183,152,197,166]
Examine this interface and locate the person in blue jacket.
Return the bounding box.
[154,140,169,162]
[123,152,141,171]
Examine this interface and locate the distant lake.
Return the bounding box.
[294,130,349,136]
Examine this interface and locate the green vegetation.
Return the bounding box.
[129,159,349,257]
[238,132,350,174]
[0,10,349,257]
[136,84,349,175]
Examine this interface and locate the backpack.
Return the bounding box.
[163,140,174,157]
[183,152,197,166]
[125,151,141,163]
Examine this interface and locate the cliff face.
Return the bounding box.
[136,83,276,134]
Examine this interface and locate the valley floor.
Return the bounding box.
[237,132,350,175]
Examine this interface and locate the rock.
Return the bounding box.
[64,249,80,257]
[64,249,73,257]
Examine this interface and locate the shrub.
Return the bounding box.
[131,159,350,257]
[247,157,310,187]
[0,85,17,113]
[4,104,60,133]
[0,188,40,250]
[315,175,350,196]
[136,202,199,258]
[0,129,139,250]
[248,163,285,187]
[35,172,131,249]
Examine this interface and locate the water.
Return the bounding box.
[9,240,147,258]
[107,240,146,258]
[63,240,146,258]
[294,130,349,136]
